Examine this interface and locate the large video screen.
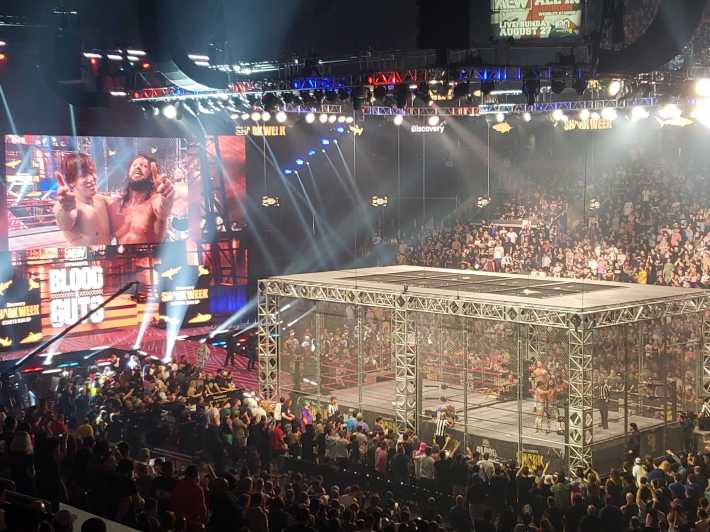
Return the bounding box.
[490,0,582,40]
[3,135,246,252]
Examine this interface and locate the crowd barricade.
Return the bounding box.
[150,448,198,472]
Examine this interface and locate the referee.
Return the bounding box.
[599,378,610,430]
[434,406,451,447]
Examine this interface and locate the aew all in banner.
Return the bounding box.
[491,0,582,40]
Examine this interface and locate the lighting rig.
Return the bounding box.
[119,47,710,128]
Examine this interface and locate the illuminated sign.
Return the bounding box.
[410,123,446,134]
[491,0,582,40]
[563,118,612,131]
[234,125,287,137]
[0,273,43,351]
[158,264,212,327]
[49,265,104,328]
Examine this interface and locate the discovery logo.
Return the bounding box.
[410,122,446,134]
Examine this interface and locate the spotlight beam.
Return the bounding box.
[261,138,327,267]
[210,297,258,338]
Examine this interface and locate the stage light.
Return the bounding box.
[691,100,710,128]
[90,58,97,65]
[261,111,271,122]
[296,159,304,165]
[337,116,346,123]
[522,112,532,122]
[589,198,601,210]
[495,112,505,123]
[275,111,287,123]
[551,109,565,121]
[601,107,617,121]
[345,116,354,124]
[261,195,280,207]
[631,106,649,121]
[476,196,491,208]
[333,139,338,144]
[590,112,600,120]
[152,106,160,117]
[284,169,293,175]
[336,126,344,133]
[319,113,328,124]
[393,114,404,126]
[579,109,590,120]
[321,139,330,145]
[608,79,622,97]
[305,112,316,124]
[307,149,317,156]
[696,79,710,98]
[328,114,337,124]
[428,115,440,126]
[240,112,250,120]
[370,195,389,207]
[141,62,151,70]
[658,104,681,120]
[251,111,261,121]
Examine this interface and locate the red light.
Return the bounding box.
[141,62,150,70]
[90,57,97,65]
[0,53,6,62]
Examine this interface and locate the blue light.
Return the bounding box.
[336,126,344,133]
[321,139,330,145]
[296,158,304,165]
[284,169,293,175]
[307,149,317,156]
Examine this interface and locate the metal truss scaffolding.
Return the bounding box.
[258,270,710,471]
[568,326,594,470]
[392,301,418,434]
[257,284,279,400]
[527,325,546,363]
[258,279,708,330]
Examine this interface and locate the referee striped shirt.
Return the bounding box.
[435,410,448,437]
[600,383,610,401]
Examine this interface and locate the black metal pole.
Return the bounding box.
[624,324,629,440]
[13,281,139,372]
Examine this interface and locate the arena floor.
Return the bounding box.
[314,379,664,448]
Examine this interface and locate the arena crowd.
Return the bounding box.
[400,161,710,289]
[0,344,705,532]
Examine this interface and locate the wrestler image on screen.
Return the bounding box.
[53,153,112,246]
[108,154,174,245]
[167,166,189,241]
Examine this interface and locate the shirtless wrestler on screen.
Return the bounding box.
[54,153,174,246]
[107,154,174,245]
[53,153,113,246]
